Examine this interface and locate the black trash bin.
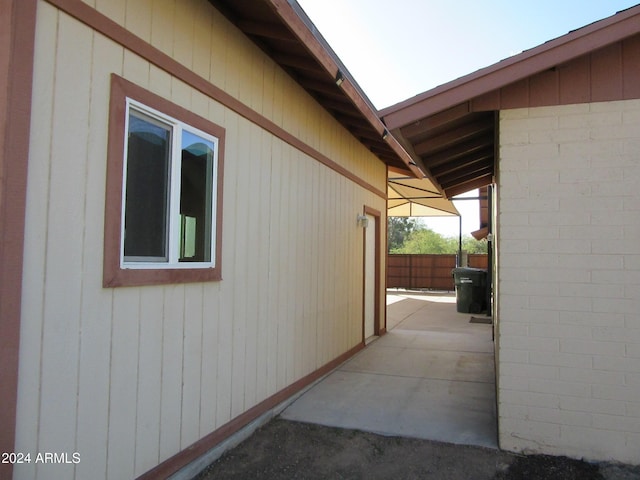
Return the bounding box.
[452,267,487,313]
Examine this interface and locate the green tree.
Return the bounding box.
[462,235,487,254]
[392,227,450,254]
[391,225,487,255]
[387,217,417,252]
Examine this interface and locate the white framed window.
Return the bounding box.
[104,75,224,287]
[122,100,218,269]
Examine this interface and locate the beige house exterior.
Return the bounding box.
[0,0,415,478]
[3,1,640,478]
[381,5,640,466]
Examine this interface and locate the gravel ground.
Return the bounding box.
[195,419,640,480]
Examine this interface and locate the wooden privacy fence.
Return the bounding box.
[387,254,488,290]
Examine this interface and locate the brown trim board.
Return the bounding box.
[136,343,365,480]
[46,0,387,200]
[0,0,38,478]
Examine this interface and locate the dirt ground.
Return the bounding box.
[196,418,640,480]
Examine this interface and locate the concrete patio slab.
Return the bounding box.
[281,290,497,448]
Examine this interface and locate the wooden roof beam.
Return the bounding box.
[350,125,386,142]
[438,162,494,188]
[332,112,373,131]
[297,77,345,99]
[270,52,325,75]
[398,103,471,138]
[322,98,364,117]
[431,161,494,190]
[424,135,494,169]
[237,20,298,42]
[428,146,494,175]
[444,173,494,198]
[414,120,493,156]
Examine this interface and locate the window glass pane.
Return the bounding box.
[179,130,214,262]
[124,110,171,261]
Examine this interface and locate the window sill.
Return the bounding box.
[103,266,222,288]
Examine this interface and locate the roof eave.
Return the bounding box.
[239,0,424,178]
[380,4,640,129]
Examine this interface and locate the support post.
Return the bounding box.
[457,215,462,267]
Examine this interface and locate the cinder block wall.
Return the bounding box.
[497,100,640,464]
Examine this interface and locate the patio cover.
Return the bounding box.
[388,172,459,217]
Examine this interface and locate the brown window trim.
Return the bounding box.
[103,74,224,287]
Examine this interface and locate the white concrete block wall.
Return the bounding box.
[497,100,640,464]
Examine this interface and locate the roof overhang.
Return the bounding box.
[208,0,424,178]
[380,4,640,199]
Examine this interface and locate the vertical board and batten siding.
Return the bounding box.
[15,1,388,479]
[497,99,640,464]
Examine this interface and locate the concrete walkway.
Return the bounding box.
[281,290,497,448]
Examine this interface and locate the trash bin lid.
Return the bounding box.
[452,267,487,285]
[452,267,487,274]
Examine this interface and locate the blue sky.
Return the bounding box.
[297,1,640,110]
[296,0,639,236]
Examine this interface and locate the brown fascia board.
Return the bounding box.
[390,127,443,193]
[266,0,424,178]
[380,5,640,129]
